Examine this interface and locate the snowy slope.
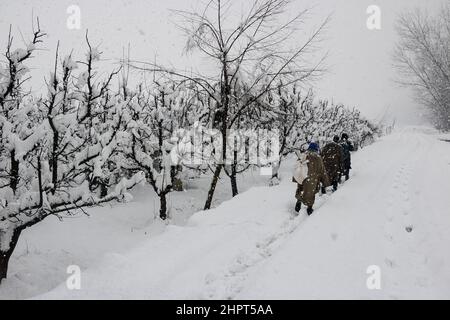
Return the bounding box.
[26,126,450,300]
[237,127,450,299]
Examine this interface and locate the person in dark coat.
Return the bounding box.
[321,135,344,192]
[294,142,330,215]
[340,133,354,181]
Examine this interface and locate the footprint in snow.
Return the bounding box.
[384,258,396,268]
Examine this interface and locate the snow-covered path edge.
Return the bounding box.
[236,127,450,300]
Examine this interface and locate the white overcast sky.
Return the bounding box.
[0,0,445,124]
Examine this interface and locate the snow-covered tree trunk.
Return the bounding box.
[159,191,168,220]
[230,157,239,197]
[170,165,183,191]
[9,150,19,193]
[204,165,222,210]
[0,224,22,281]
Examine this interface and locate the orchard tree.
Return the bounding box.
[0,28,143,282]
[133,0,329,209]
[118,80,197,220]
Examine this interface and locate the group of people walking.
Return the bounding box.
[293,133,354,215]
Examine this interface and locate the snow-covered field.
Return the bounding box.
[1,126,449,299]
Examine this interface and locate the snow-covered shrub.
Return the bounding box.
[116,80,199,220]
[0,32,143,282]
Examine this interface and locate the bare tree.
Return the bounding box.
[132,0,329,209]
[393,5,450,130]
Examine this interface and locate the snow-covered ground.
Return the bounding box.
[1,126,450,299]
[0,165,271,299]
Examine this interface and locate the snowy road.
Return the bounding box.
[237,127,450,299]
[31,127,450,299]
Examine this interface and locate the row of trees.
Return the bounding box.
[0,0,379,282]
[267,86,379,183]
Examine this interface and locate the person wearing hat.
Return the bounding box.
[340,133,354,181]
[293,142,330,215]
[321,135,344,192]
